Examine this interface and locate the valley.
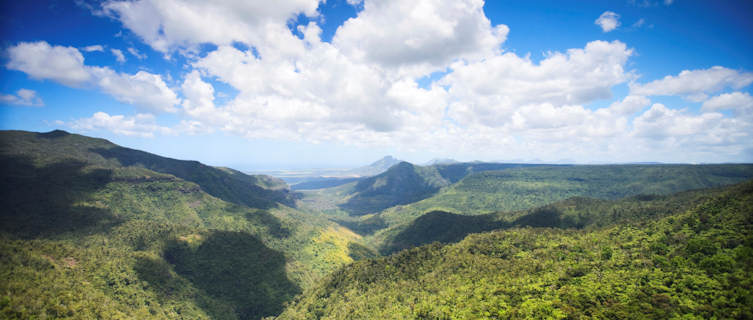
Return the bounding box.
[1,130,752,319]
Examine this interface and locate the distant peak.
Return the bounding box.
[369,155,400,166]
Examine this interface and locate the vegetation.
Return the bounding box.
[381,187,725,254]
[3,130,753,319]
[0,130,366,320]
[278,180,753,319]
[363,163,753,248]
[336,162,545,216]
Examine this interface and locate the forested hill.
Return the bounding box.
[278,180,753,319]
[365,163,753,243]
[0,130,367,319]
[338,161,545,215]
[0,130,297,209]
[380,186,727,254]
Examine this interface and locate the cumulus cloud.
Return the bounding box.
[333,0,508,74]
[595,11,620,32]
[702,92,753,118]
[18,1,751,162]
[101,0,319,54]
[0,89,44,106]
[6,41,92,86]
[441,40,634,127]
[6,41,179,113]
[630,66,753,99]
[69,112,172,138]
[95,69,180,112]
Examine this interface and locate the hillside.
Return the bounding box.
[359,164,753,247]
[1,130,297,209]
[337,162,545,216]
[381,187,724,254]
[0,130,367,320]
[337,162,449,215]
[278,180,753,319]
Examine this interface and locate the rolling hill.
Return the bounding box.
[0,130,368,320]
[277,180,753,319]
[336,162,546,216]
[356,163,753,250]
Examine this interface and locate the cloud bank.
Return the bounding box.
[5,0,753,163]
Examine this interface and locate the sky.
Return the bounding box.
[1,0,752,170]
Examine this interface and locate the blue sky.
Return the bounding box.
[1,0,752,170]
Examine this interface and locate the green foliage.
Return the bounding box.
[337,162,546,216]
[0,130,366,320]
[278,180,753,319]
[379,187,731,254]
[339,162,450,215]
[366,164,753,249]
[0,130,298,209]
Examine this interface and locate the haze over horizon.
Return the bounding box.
[2,0,753,170]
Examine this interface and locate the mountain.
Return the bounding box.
[337,162,450,215]
[366,164,753,240]
[349,155,402,177]
[277,180,753,319]
[336,162,546,216]
[0,130,365,320]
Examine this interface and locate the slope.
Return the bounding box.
[337,161,545,216]
[278,180,753,319]
[0,130,365,320]
[1,129,297,209]
[381,188,724,254]
[359,164,753,249]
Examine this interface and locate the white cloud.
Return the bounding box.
[111,48,126,63]
[6,41,92,86]
[101,0,320,54]
[630,66,753,98]
[95,69,180,113]
[332,0,508,74]
[632,18,646,28]
[127,47,147,59]
[702,92,753,117]
[606,95,651,115]
[630,103,751,153]
[69,111,172,138]
[45,2,753,162]
[0,89,44,106]
[441,40,634,127]
[181,70,218,119]
[82,45,105,52]
[595,11,620,32]
[6,41,179,113]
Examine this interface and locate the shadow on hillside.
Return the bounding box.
[246,209,291,238]
[381,211,506,255]
[382,207,577,255]
[331,215,388,236]
[90,146,296,210]
[160,230,300,319]
[0,155,120,239]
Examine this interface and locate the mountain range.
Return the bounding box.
[2,130,752,319]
